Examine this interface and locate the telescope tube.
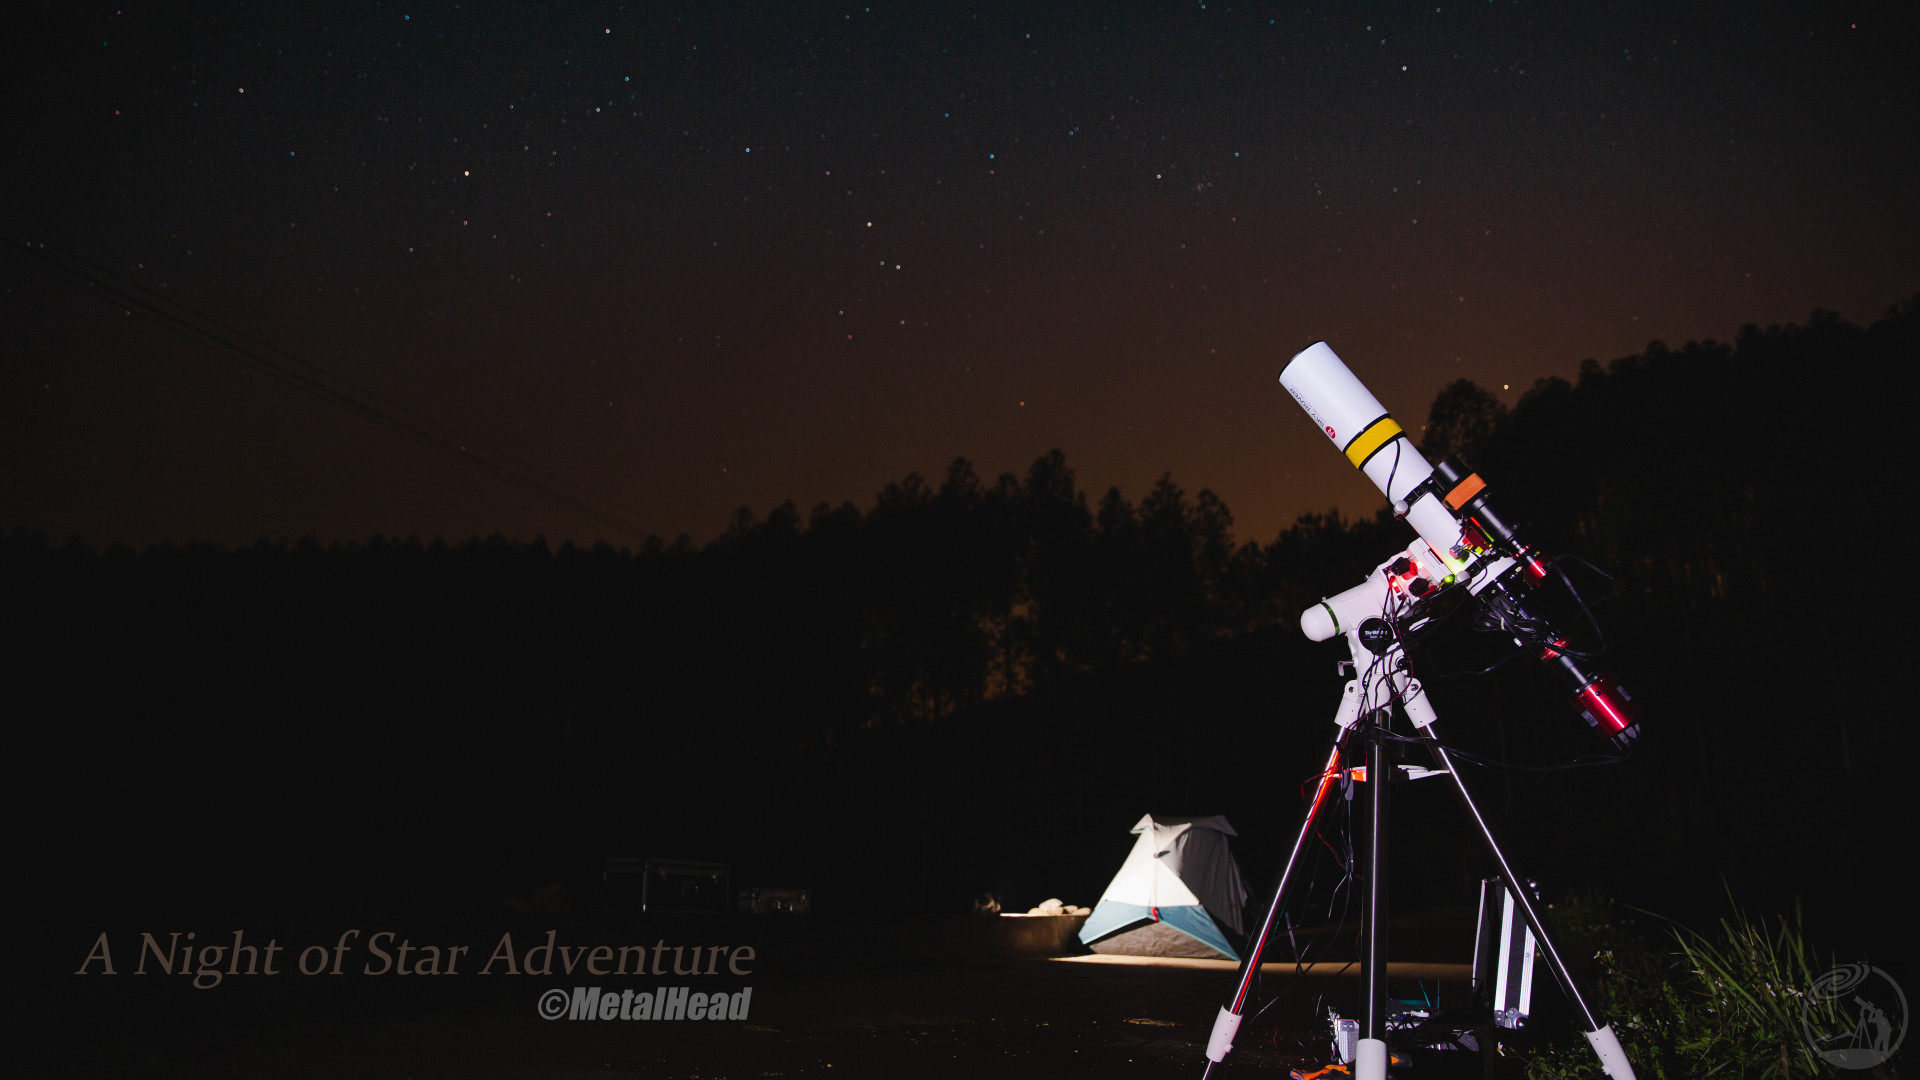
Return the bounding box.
[1279,343,1468,573]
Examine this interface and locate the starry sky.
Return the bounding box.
[6,1,1916,547]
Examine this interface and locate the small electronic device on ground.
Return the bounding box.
[1473,877,1539,1029]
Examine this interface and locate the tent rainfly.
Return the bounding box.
[1077,814,1250,961]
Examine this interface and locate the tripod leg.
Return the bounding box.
[1424,731,1638,1080]
[1356,728,1391,1080]
[1201,735,1348,1076]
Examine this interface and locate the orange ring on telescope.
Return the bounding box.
[1443,473,1487,509]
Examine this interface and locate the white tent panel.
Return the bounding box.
[1080,813,1250,960]
[1098,817,1204,909]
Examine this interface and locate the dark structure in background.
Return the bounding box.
[6,303,1913,975]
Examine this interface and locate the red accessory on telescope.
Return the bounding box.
[1572,675,1640,746]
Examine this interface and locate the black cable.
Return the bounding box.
[1420,635,1534,678]
[1473,551,1621,661]
[1442,743,1628,786]
[1247,780,1360,1036]
[4,230,695,543]
[1242,754,1350,1021]
[1550,555,1615,649]
[1471,583,1604,661]
[1552,554,1617,602]
[1397,580,1528,672]
[1368,727,1627,783]
[1384,439,1405,515]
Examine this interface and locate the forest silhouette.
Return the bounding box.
[7,299,1913,961]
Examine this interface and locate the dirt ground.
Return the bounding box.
[31,948,1512,1078]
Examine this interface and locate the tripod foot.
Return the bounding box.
[1583,1024,1637,1080]
[1355,1037,1389,1080]
[1205,1005,1243,1063]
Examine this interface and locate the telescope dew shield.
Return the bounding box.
[1277,342,1398,467]
[1280,343,1466,565]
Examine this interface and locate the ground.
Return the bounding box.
[31,929,1515,1078]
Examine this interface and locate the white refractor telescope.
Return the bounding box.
[1280,342,1640,746]
[1196,343,1645,1080]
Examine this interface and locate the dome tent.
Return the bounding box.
[1076,814,1250,961]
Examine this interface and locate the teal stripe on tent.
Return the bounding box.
[1158,904,1240,961]
[1077,900,1152,945]
[1077,899,1240,961]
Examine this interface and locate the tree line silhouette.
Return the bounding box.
[7,297,1913,961]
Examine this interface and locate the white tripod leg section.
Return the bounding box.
[1205,1006,1243,1063]
[1355,1037,1389,1080]
[1334,679,1365,730]
[1395,674,1438,731]
[1584,1024,1636,1079]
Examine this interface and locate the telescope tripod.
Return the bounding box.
[1200,639,1637,1080]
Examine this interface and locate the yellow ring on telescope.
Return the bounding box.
[1343,415,1404,468]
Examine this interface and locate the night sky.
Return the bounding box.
[7,1,1916,548]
